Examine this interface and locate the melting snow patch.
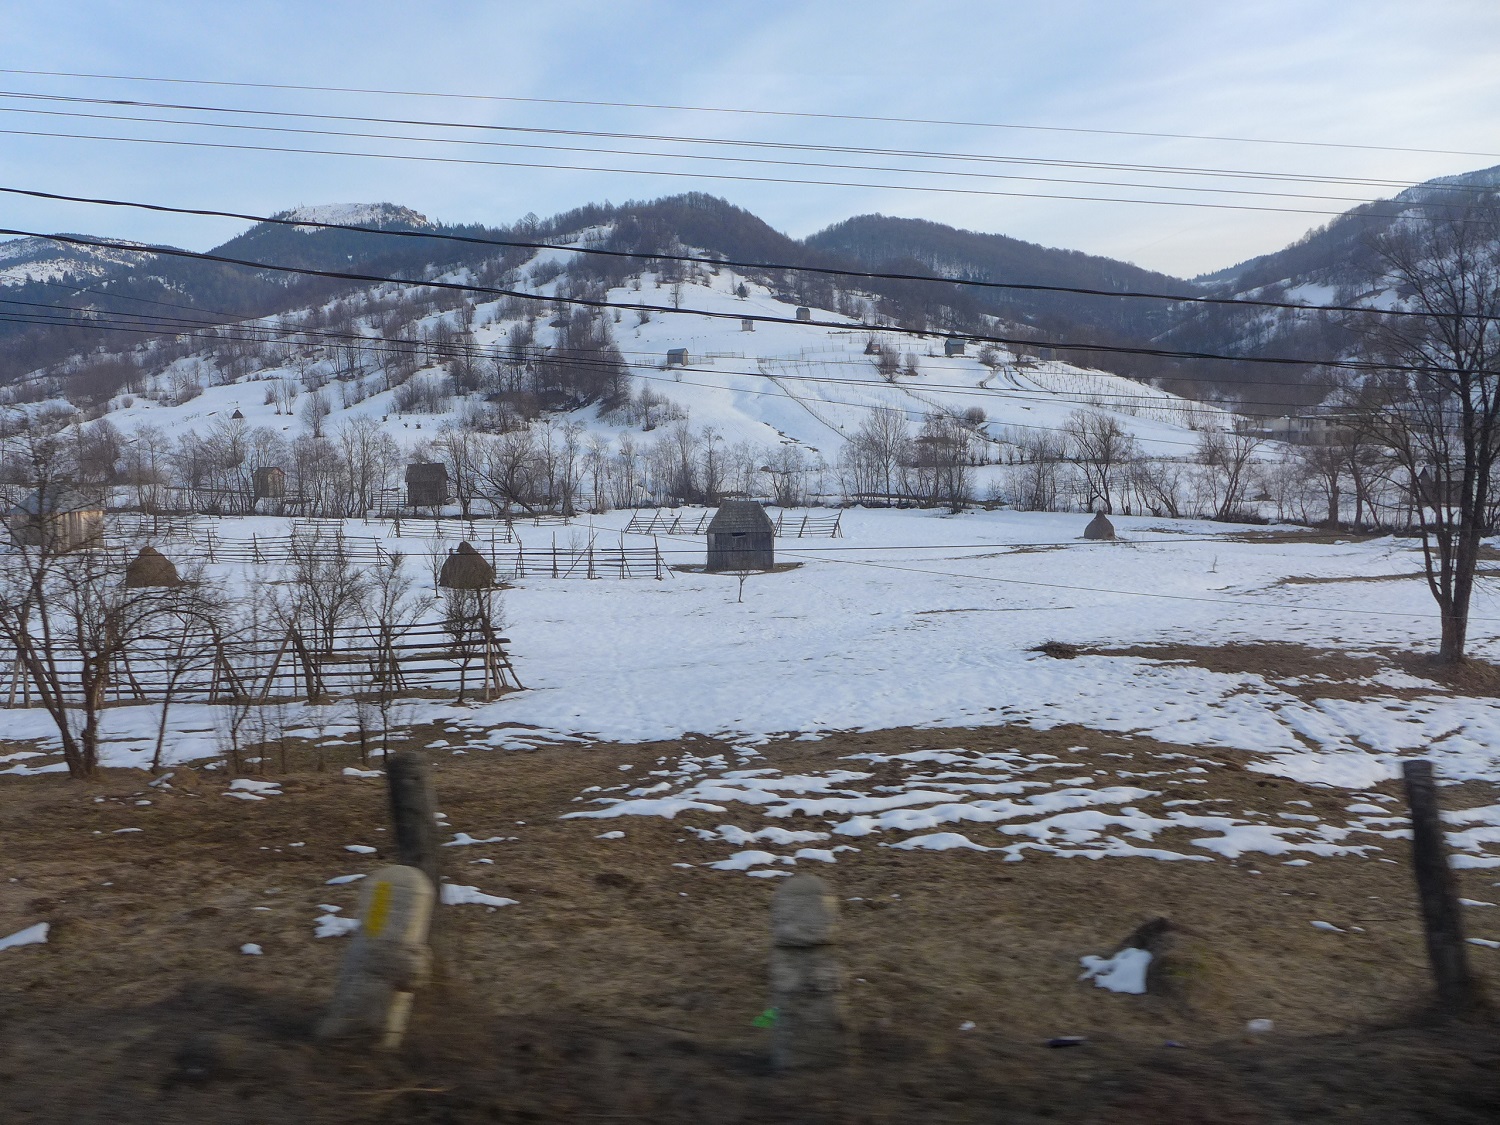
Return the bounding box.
[1078,947,1152,994]
[342,767,382,778]
[325,873,366,885]
[443,832,512,847]
[0,922,49,951]
[225,779,282,801]
[240,943,263,956]
[313,907,359,939]
[1310,920,1345,933]
[441,884,518,908]
[344,845,377,854]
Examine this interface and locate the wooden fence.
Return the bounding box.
[623,509,716,535]
[772,510,843,538]
[0,618,520,708]
[496,538,668,581]
[624,508,842,538]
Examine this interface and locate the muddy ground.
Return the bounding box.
[3,721,1500,1124]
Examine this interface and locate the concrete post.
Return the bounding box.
[769,874,846,1071]
[318,865,435,1049]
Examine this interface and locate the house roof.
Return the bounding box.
[707,499,774,535]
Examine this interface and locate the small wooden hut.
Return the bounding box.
[666,347,689,367]
[5,489,104,552]
[741,318,755,332]
[252,466,286,500]
[795,307,811,322]
[439,542,496,589]
[1084,512,1116,540]
[944,338,966,357]
[406,462,450,508]
[706,500,775,572]
[124,546,182,588]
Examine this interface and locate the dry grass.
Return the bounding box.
[2,722,1500,1122]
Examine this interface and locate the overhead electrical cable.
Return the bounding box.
[0,225,1455,376]
[4,92,1492,204]
[6,67,1499,160]
[0,125,1399,217]
[0,185,1473,325]
[0,296,1324,418]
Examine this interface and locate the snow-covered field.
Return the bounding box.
[4,506,1499,794]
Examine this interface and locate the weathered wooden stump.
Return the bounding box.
[769,874,846,1071]
[317,865,435,1049]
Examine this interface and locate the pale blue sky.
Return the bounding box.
[2,0,1498,276]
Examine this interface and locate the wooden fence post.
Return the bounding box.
[317,864,435,1049]
[769,874,846,1071]
[1402,759,1478,1014]
[387,751,441,890]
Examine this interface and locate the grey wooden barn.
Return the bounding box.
[706,500,775,572]
[944,338,966,357]
[795,307,811,322]
[252,466,286,500]
[666,347,689,367]
[406,462,450,508]
[5,489,104,552]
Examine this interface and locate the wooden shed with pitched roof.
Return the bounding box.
[5,489,104,552]
[406,462,450,508]
[706,500,775,572]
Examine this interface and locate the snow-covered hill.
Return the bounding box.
[82,229,1230,510]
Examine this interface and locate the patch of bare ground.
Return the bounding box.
[1050,641,1500,702]
[2,723,1499,1123]
[1278,568,1500,586]
[1224,528,1390,546]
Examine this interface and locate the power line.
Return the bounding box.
[0,225,1449,376]
[0,297,1299,426]
[0,305,1254,451]
[1,186,1476,327]
[0,264,1375,402]
[0,125,1388,218]
[7,67,1499,161]
[5,93,1489,208]
[0,90,1461,189]
[770,547,1489,622]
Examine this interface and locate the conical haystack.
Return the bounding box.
[125,546,182,587]
[439,542,496,589]
[1084,512,1116,540]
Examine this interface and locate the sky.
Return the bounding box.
[1,0,1498,277]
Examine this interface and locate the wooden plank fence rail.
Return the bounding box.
[772,510,844,539]
[0,618,521,707]
[622,509,716,535]
[491,537,666,581]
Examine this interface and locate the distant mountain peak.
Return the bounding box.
[273,203,434,230]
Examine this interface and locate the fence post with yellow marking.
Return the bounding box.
[317,864,436,1049]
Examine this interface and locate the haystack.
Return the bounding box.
[1084,512,1116,540]
[125,546,182,588]
[439,542,496,589]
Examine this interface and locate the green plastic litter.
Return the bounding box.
[752,1007,779,1028]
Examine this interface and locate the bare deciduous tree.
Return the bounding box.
[1357,198,1500,662]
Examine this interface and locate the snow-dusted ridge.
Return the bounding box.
[274,203,435,230]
